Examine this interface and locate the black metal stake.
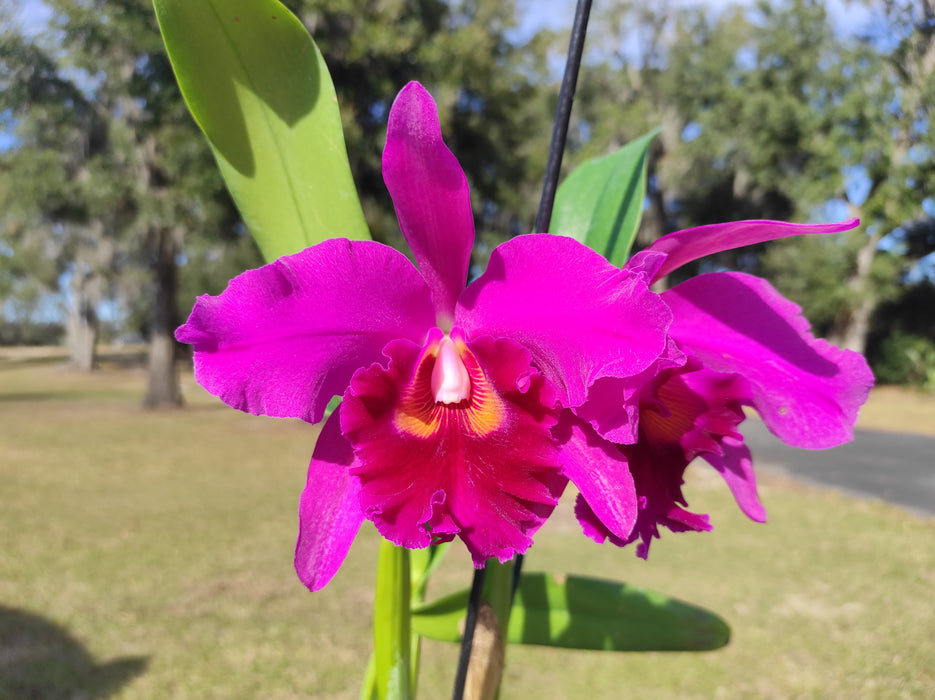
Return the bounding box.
[452,1,593,697]
[533,0,593,235]
[516,0,593,604]
[451,565,487,700]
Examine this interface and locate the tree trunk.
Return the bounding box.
[828,227,881,355]
[66,267,99,372]
[831,293,877,356]
[143,228,182,408]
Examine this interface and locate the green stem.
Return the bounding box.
[483,559,514,646]
[410,583,423,699]
[410,632,422,699]
[484,558,514,700]
[360,654,377,700]
[373,540,411,700]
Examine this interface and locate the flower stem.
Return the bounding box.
[483,559,514,640]
[533,0,593,235]
[450,559,514,700]
[360,654,377,700]
[373,540,411,700]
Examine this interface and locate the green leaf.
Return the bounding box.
[410,587,471,644]
[551,129,660,266]
[412,572,730,652]
[153,0,369,262]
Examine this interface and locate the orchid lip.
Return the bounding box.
[431,336,471,404]
[394,328,503,439]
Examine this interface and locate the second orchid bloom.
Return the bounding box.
[176,82,873,591]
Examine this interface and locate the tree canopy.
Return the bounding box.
[2,0,934,388]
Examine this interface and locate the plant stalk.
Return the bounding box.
[373,540,412,700]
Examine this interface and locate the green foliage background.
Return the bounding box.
[2,0,935,386]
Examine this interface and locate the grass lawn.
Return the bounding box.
[1,350,933,698]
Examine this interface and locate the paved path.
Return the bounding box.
[743,420,935,517]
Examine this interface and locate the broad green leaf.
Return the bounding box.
[411,587,471,643]
[373,541,411,700]
[412,572,730,652]
[551,129,660,266]
[153,0,369,262]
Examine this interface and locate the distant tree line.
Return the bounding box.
[0,319,63,345]
[1,0,934,400]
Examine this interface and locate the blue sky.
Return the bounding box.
[13,0,51,37]
[514,0,875,39]
[15,0,876,42]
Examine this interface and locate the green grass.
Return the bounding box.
[1,358,933,698]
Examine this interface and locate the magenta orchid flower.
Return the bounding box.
[578,225,874,556]
[175,81,873,592]
[176,82,674,590]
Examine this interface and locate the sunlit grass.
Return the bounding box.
[857,385,935,437]
[1,353,933,697]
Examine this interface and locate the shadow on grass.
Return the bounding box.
[0,606,148,699]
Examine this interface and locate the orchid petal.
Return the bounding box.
[574,338,686,444]
[678,368,748,448]
[579,366,761,557]
[553,413,637,542]
[175,239,435,423]
[626,441,713,559]
[702,436,767,523]
[571,438,714,558]
[640,219,859,283]
[383,82,474,326]
[456,234,671,409]
[664,272,873,448]
[295,410,364,592]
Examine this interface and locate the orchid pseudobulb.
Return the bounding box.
[175,81,872,591]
